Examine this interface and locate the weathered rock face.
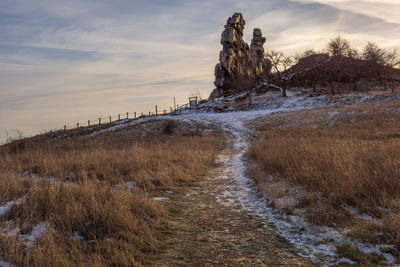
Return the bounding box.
[210,13,271,100]
[250,28,271,78]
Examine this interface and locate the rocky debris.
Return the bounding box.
[210,13,271,100]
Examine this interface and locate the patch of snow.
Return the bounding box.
[0,260,14,267]
[328,111,340,118]
[125,181,136,189]
[336,258,356,265]
[165,190,173,194]
[20,222,48,247]
[6,228,20,237]
[153,197,170,201]
[74,231,84,241]
[0,201,16,218]
[0,199,22,218]
[344,205,374,221]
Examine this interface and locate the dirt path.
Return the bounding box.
[100,93,399,266]
[148,128,314,266]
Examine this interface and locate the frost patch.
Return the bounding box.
[0,199,22,218]
[0,260,14,267]
[153,197,170,201]
[74,231,84,241]
[124,181,136,189]
[19,222,48,247]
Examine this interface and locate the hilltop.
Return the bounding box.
[209,13,400,100]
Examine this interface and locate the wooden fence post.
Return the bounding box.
[88,120,90,127]
[99,118,101,125]
[64,125,66,131]
[134,112,136,119]
[126,112,128,119]
[77,122,79,128]
[149,111,151,116]
[155,105,158,115]
[109,116,111,123]
[118,114,120,120]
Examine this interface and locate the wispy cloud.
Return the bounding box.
[291,0,400,24]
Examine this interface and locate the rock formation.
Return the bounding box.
[250,28,270,78]
[209,13,271,99]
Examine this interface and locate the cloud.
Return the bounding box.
[291,0,400,24]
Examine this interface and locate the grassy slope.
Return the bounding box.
[0,119,224,266]
[248,99,400,248]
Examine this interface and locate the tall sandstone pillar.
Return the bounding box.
[210,13,271,100]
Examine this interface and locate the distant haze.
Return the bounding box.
[1,0,399,142]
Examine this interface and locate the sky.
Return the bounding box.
[1,0,399,142]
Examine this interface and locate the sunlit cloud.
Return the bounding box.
[291,0,400,24]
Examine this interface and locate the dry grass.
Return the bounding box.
[0,120,224,266]
[248,100,400,244]
[0,120,221,191]
[0,177,161,266]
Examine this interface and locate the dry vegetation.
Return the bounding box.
[248,99,400,245]
[0,119,223,266]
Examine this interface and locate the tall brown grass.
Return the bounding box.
[248,100,400,244]
[0,120,221,191]
[1,177,161,266]
[0,120,223,266]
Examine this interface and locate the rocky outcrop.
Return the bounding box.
[210,13,271,100]
[250,28,271,78]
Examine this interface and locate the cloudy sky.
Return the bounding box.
[1,0,399,142]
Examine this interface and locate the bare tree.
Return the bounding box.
[327,36,352,57]
[362,42,385,64]
[265,50,295,97]
[384,50,400,68]
[294,49,318,63]
[361,42,400,91]
[362,42,400,67]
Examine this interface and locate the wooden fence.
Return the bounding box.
[62,103,191,131]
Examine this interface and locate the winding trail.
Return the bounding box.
[126,93,398,266]
[150,119,313,266]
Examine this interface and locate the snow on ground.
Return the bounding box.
[0,201,16,218]
[1,199,48,249]
[0,260,13,267]
[18,222,48,247]
[0,198,22,219]
[84,91,400,265]
[124,181,136,189]
[153,197,170,201]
